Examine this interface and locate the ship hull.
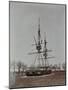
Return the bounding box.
[26,70,52,76]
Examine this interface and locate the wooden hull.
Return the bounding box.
[26,70,52,76]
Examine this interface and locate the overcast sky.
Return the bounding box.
[10,2,65,66]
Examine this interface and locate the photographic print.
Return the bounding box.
[9,1,66,89]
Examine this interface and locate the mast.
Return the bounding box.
[38,18,41,43]
[37,18,42,66]
[36,18,41,53]
[43,33,48,67]
[28,18,43,67]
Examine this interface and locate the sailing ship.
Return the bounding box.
[26,18,54,76]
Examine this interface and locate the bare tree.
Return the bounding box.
[62,63,65,71]
[49,64,53,69]
[53,64,57,71]
[17,61,22,74]
[21,63,27,72]
[57,63,61,70]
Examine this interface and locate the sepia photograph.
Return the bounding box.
[9,1,66,89]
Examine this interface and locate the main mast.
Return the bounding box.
[36,18,42,66]
[43,33,48,67]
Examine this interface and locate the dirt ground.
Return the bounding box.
[15,71,66,88]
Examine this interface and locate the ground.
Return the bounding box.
[13,71,66,88]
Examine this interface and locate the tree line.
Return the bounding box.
[10,61,66,74]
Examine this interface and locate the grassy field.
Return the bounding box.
[14,71,66,88]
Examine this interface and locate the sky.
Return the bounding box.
[10,1,65,67]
